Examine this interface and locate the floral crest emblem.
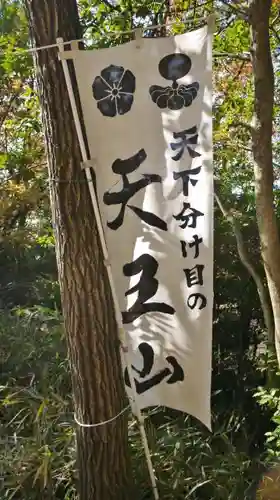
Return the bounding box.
[92,64,136,117]
[149,53,199,110]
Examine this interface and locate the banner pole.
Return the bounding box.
[56,38,159,500]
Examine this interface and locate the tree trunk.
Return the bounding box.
[24,1,132,498]
[249,0,280,364]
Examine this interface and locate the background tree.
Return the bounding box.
[249,0,280,364]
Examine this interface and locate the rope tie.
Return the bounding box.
[74,404,130,428]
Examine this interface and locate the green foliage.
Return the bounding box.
[254,352,280,462]
[0,239,59,309]
[1,0,280,498]
[0,312,265,500]
[132,416,261,499]
[0,0,47,240]
[0,312,75,500]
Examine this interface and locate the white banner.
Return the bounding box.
[71,25,213,429]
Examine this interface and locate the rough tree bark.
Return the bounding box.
[249,0,280,365]
[25,0,132,498]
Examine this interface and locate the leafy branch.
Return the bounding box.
[218,0,249,20]
[214,52,251,61]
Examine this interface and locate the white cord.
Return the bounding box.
[0,15,212,57]
[74,404,130,428]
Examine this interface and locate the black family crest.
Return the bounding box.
[149,53,199,110]
[92,64,136,117]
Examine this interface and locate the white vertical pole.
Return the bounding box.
[56,38,159,500]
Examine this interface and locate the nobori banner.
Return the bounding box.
[61,23,213,429]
